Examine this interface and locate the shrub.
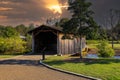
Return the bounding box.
[97,40,115,57]
[0,37,26,55]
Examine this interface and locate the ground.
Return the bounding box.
[0,55,89,80]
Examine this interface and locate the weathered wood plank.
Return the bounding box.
[32,33,35,53]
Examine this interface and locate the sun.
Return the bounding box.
[48,5,62,14]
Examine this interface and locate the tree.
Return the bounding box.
[4,26,19,38]
[109,9,120,48]
[0,25,6,37]
[62,0,98,59]
[55,18,69,27]
[15,24,28,36]
[0,25,19,38]
[98,26,108,40]
[28,23,34,31]
[115,23,120,37]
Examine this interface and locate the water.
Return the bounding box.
[114,56,120,59]
[86,54,99,58]
[86,54,120,59]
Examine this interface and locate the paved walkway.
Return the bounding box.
[0,55,90,80]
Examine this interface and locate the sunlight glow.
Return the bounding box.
[48,5,62,14]
[42,0,68,14]
[48,5,68,14]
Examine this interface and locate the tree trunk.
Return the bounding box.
[79,36,82,59]
[112,39,114,49]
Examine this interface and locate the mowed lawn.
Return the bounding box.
[44,56,120,80]
[87,40,120,49]
[0,55,15,59]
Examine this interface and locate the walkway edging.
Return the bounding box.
[40,60,101,80]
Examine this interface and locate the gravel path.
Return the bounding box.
[0,55,90,80]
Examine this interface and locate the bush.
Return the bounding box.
[97,40,115,57]
[0,37,26,55]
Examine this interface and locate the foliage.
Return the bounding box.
[55,18,69,27]
[97,40,115,57]
[66,0,99,36]
[97,26,108,40]
[0,37,26,55]
[26,34,32,52]
[0,25,19,38]
[15,24,28,36]
[15,24,34,36]
[44,56,120,80]
[0,24,34,54]
[113,23,120,40]
[61,0,99,58]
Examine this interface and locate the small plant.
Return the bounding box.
[97,40,115,57]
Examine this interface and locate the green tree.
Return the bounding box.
[0,25,19,38]
[62,0,98,59]
[15,24,28,36]
[0,25,6,37]
[4,26,19,38]
[28,23,34,31]
[55,18,69,27]
[26,34,32,52]
[98,26,108,40]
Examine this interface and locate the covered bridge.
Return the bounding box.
[28,25,86,55]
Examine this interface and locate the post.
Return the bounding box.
[42,47,46,60]
[42,51,45,60]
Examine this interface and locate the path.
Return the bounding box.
[0,55,90,80]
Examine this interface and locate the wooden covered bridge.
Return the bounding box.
[28,25,86,55]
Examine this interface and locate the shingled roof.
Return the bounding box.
[28,25,63,34]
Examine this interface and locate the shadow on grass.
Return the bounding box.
[73,58,120,65]
[44,58,120,66]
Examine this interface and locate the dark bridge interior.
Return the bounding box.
[34,31,57,54]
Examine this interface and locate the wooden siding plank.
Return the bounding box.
[32,33,35,53]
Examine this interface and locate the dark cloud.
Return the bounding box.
[0,0,69,26]
[0,0,120,27]
[88,0,120,26]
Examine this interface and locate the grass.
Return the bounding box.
[44,55,120,80]
[0,55,16,59]
[87,40,120,49]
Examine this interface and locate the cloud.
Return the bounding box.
[0,0,69,26]
[88,0,120,26]
[0,15,7,19]
[0,1,12,4]
[0,0,120,27]
[0,7,13,11]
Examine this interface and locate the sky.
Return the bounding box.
[0,0,120,27]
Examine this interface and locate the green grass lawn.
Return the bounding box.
[44,55,120,80]
[0,55,16,59]
[87,40,120,49]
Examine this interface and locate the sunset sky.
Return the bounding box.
[0,0,120,27]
